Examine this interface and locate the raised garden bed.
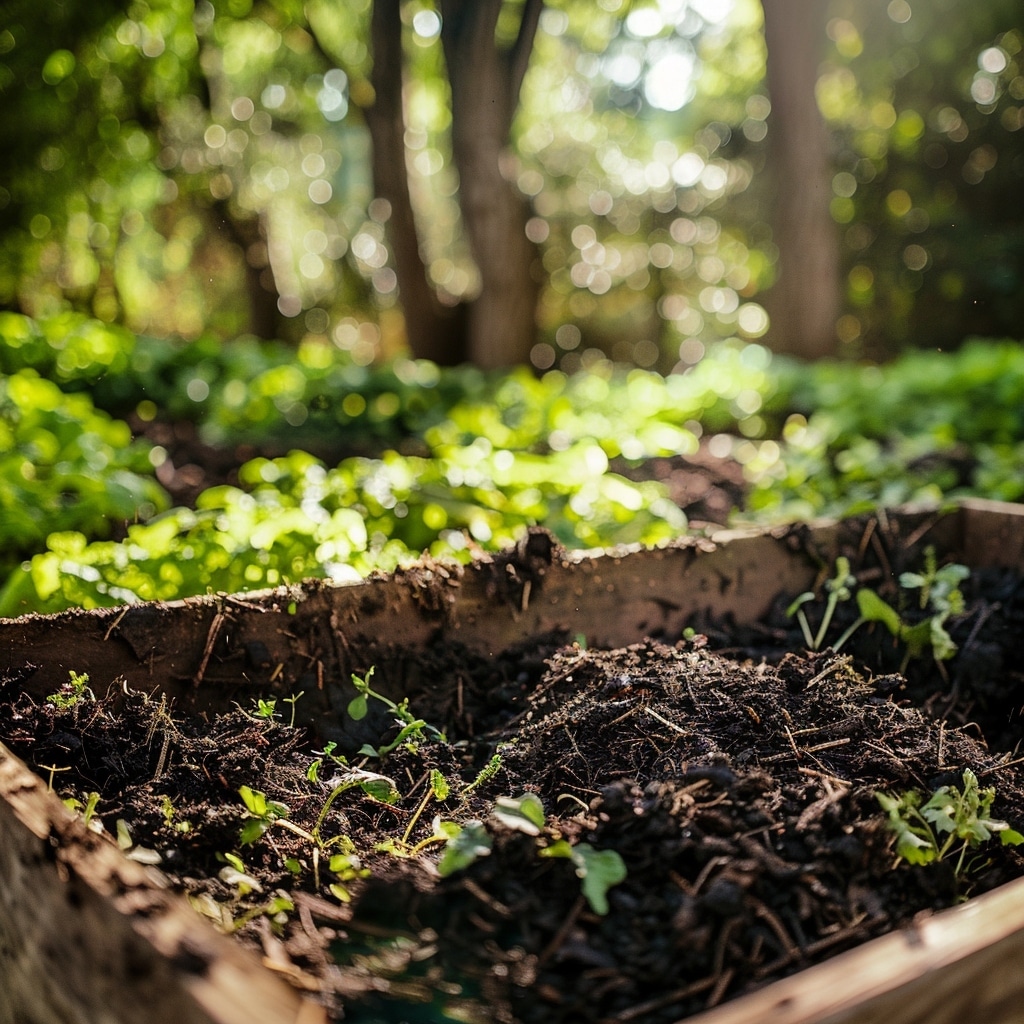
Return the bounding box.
[3,497,1024,1024]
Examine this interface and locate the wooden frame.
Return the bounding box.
[1,498,1023,1024]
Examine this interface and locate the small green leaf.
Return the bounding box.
[541,841,627,915]
[430,769,450,801]
[1001,829,1024,847]
[239,818,268,845]
[347,694,368,721]
[438,821,493,876]
[929,619,958,661]
[434,818,462,839]
[239,785,264,815]
[540,839,574,860]
[856,589,902,635]
[360,778,399,804]
[492,793,546,835]
[222,852,245,873]
[574,845,628,916]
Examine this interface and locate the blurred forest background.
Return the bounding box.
[2,0,1023,371]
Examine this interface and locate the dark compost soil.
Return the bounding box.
[4,517,1024,1023]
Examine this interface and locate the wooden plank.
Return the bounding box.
[0,741,325,1024]
[957,497,1024,570]
[690,875,1024,1024]
[0,509,952,729]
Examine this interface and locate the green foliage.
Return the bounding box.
[786,556,856,651]
[0,438,688,615]
[436,821,493,877]
[491,793,547,836]
[46,670,94,710]
[787,548,970,666]
[7,315,1024,617]
[0,366,168,582]
[820,6,1024,354]
[3,0,1024,363]
[62,789,102,829]
[439,791,627,916]
[238,785,291,846]
[854,548,970,665]
[346,668,445,758]
[878,769,1024,879]
[540,840,628,916]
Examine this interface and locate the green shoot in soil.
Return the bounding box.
[438,792,627,915]
[787,548,969,668]
[346,667,445,756]
[787,558,856,652]
[46,670,94,710]
[877,768,1024,879]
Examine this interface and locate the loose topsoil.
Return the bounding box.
[4,516,1024,1023]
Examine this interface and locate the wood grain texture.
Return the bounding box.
[0,508,958,739]
[0,742,324,1024]
[691,876,1024,1024]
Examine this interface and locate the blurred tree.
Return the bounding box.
[761,0,840,358]
[4,0,1024,371]
[334,0,542,368]
[821,0,1024,357]
[440,0,543,368]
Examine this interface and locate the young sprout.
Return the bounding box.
[878,769,1024,880]
[346,668,445,756]
[787,557,856,651]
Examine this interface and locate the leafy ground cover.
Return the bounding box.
[4,517,1024,1022]
[3,312,1024,617]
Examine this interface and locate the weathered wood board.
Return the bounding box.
[0,741,324,1024]
[1,497,1022,1024]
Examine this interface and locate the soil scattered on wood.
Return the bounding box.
[5,527,1024,1024]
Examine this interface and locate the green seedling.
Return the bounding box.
[46,670,94,710]
[492,792,546,836]
[437,821,493,875]
[159,794,192,834]
[878,768,1024,880]
[251,698,278,721]
[306,740,349,783]
[63,790,102,831]
[847,550,969,669]
[787,557,856,652]
[463,753,504,795]
[238,785,314,846]
[346,668,445,757]
[787,549,969,668]
[326,838,372,903]
[228,893,295,933]
[282,690,304,728]
[236,770,397,896]
[218,851,263,895]
[437,792,627,916]
[901,547,971,612]
[540,841,629,916]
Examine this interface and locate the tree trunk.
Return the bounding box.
[210,199,283,341]
[761,0,839,359]
[440,0,542,369]
[364,1,467,365]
